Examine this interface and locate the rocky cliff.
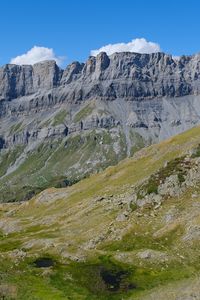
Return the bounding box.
[1,51,200,202]
[1,52,200,103]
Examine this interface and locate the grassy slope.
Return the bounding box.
[1,126,200,298]
[0,129,127,202]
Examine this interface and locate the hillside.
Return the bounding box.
[1,125,200,299]
[1,52,200,202]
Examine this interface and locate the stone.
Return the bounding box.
[95,196,105,202]
[158,175,182,197]
[137,249,169,261]
[116,211,129,222]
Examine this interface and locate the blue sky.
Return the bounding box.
[0,0,199,67]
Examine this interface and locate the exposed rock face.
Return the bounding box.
[1,51,200,202]
[1,51,200,103]
[0,52,200,145]
[0,60,62,101]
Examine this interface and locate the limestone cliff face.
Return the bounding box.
[1,52,200,202]
[0,60,62,101]
[1,52,200,103]
[0,52,200,146]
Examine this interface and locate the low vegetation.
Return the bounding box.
[73,103,95,123]
[52,110,68,126]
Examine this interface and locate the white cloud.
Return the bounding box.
[91,38,161,56]
[10,46,65,66]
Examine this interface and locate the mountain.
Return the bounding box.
[1,52,200,202]
[1,125,200,299]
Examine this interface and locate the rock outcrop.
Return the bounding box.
[0,60,62,101]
